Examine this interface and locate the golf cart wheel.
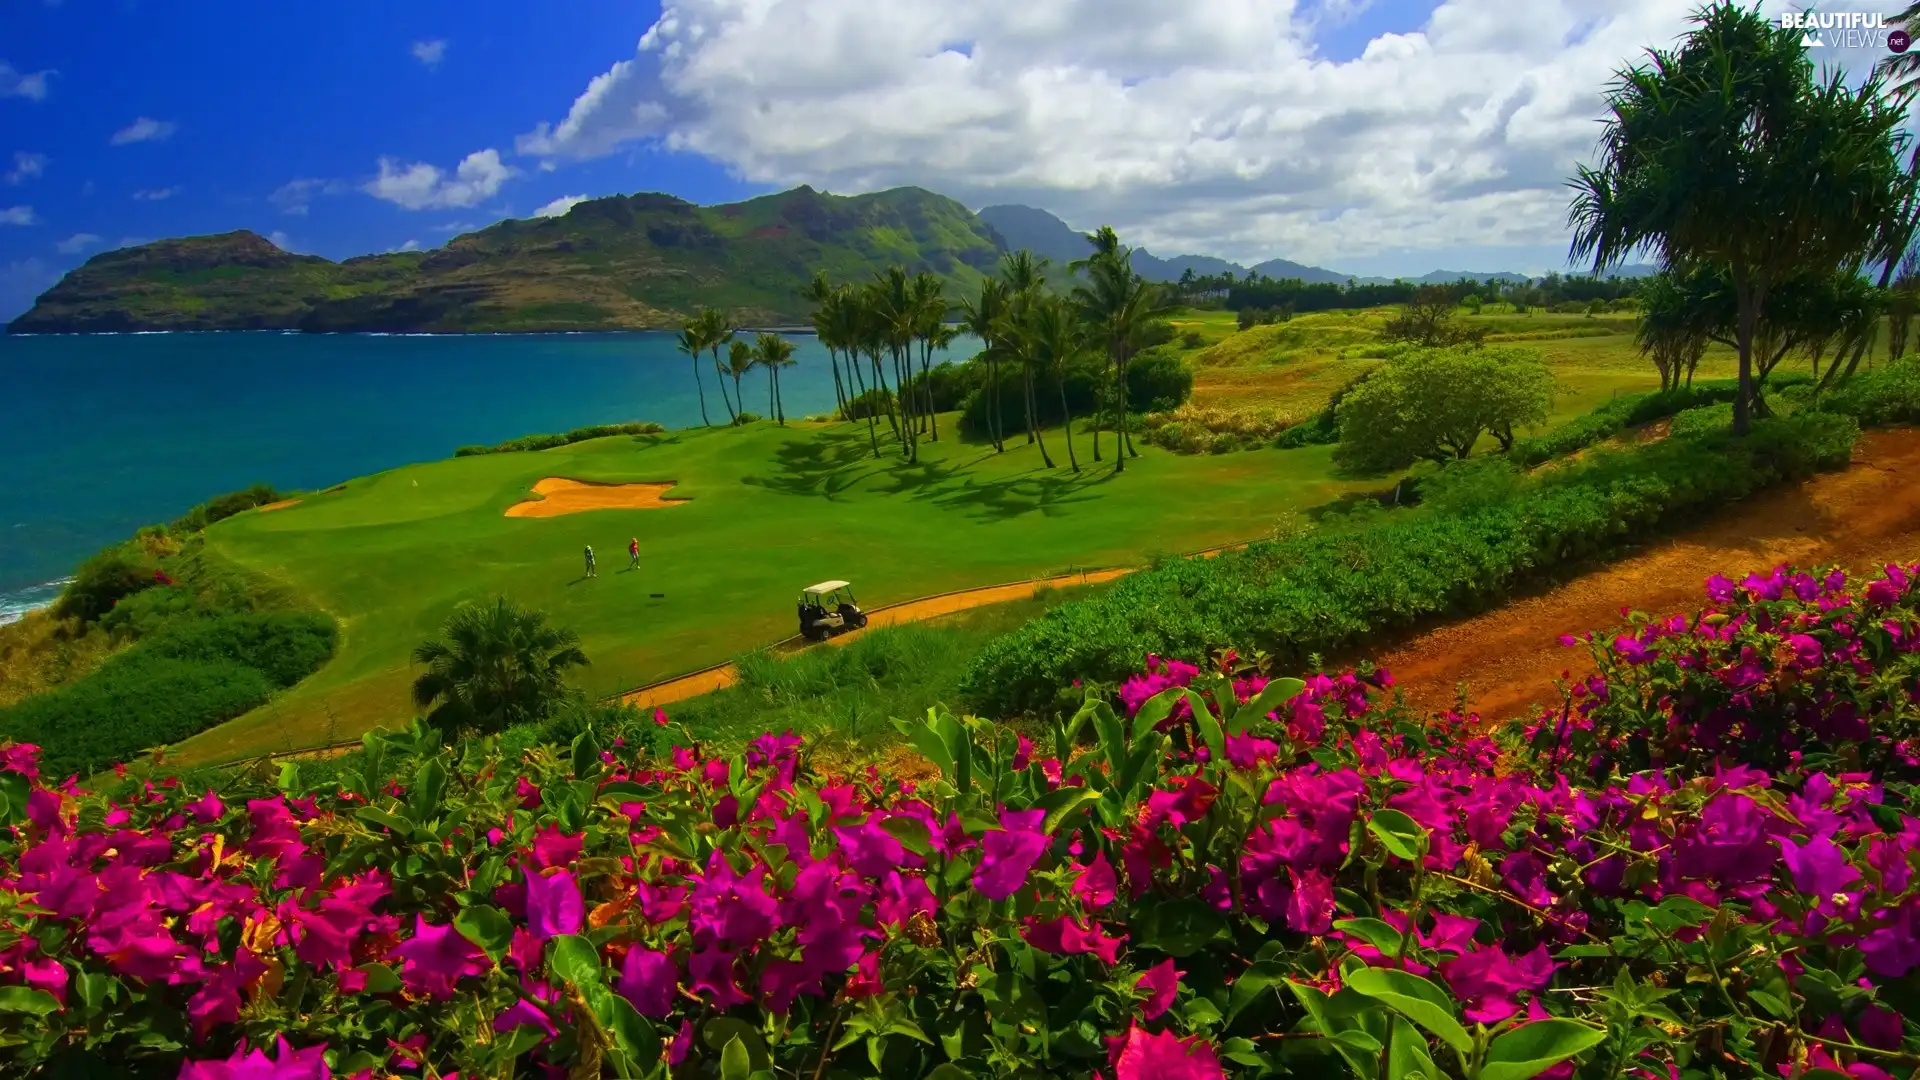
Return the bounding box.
[849,612,869,629]
[802,625,827,643]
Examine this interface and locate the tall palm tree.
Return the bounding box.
[675,323,714,427]
[998,292,1053,468]
[410,596,589,735]
[909,272,948,440]
[826,284,883,456]
[960,277,1011,452]
[999,251,1050,446]
[695,308,740,423]
[1880,3,1920,102]
[754,332,796,425]
[803,272,850,420]
[1027,293,1084,472]
[1569,2,1911,435]
[871,268,920,462]
[726,340,756,421]
[1072,249,1164,473]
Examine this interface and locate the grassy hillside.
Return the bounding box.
[10,186,1003,333]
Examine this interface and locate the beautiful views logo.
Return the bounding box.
[1778,10,1911,52]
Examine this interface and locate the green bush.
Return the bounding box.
[1506,380,1743,467]
[1126,351,1194,412]
[167,483,284,534]
[1669,402,1734,438]
[55,547,160,624]
[960,411,1859,714]
[453,421,664,456]
[0,611,337,776]
[1821,358,1920,425]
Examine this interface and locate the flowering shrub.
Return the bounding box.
[0,564,1918,1078]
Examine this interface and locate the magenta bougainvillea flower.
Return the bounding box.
[524,867,584,940]
[1135,958,1180,1019]
[176,1036,331,1080]
[972,808,1048,900]
[1107,1024,1224,1080]
[388,916,489,999]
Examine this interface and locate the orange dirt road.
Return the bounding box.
[619,569,1132,712]
[505,478,686,518]
[1376,429,1920,722]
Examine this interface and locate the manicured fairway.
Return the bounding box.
[176,420,1368,762]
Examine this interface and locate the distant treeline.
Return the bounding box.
[1187,271,1647,314]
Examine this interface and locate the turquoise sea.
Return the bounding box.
[0,330,927,620]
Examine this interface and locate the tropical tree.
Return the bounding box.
[1025,293,1085,472]
[1568,2,1912,434]
[409,596,589,735]
[999,251,1050,448]
[910,272,949,440]
[1636,269,1714,391]
[803,272,850,419]
[695,308,740,423]
[754,332,796,425]
[1880,3,1920,101]
[723,340,756,421]
[1335,346,1555,471]
[960,277,1012,452]
[674,323,714,427]
[1071,238,1166,473]
[1890,252,1920,364]
[870,268,920,463]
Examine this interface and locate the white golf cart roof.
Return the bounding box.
[803,580,851,595]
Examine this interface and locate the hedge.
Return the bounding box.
[454,422,665,457]
[0,611,338,776]
[959,411,1860,714]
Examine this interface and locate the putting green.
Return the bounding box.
[175,419,1367,763]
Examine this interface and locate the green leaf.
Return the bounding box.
[1134,898,1228,957]
[1031,786,1101,835]
[895,713,956,782]
[408,759,447,820]
[599,991,660,1064]
[354,963,403,994]
[549,934,603,988]
[720,1035,751,1080]
[1131,689,1181,742]
[571,728,602,779]
[703,1018,770,1070]
[1366,809,1430,861]
[1225,961,1287,1026]
[74,972,116,1011]
[1387,1015,1441,1080]
[595,780,651,801]
[925,1065,974,1080]
[453,904,514,962]
[0,771,29,826]
[1333,917,1407,958]
[354,805,415,838]
[1231,677,1305,734]
[1344,967,1472,1053]
[1479,1019,1609,1080]
[0,987,60,1015]
[880,814,934,856]
[1185,689,1227,767]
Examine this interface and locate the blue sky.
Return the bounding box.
[0,1,1876,320]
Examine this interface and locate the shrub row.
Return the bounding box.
[1821,356,1920,425]
[0,611,337,777]
[1504,380,1744,466]
[960,411,1859,714]
[454,421,665,457]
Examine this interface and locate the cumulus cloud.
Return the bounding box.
[532,193,590,218]
[5,152,46,185]
[0,62,53,101]
[391,238,423,252]
[364,149,515,210]
[111,117,177,145]
[269,177,347,215]
[0,206,36,226]
[413,39,449,68]
[132,186,179,201]
[54,232,99,254]
[266,230,297,251]
[515,0,1709,265]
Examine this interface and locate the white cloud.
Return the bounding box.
[412,39,448,69]
[433,220,480,232]
[269,177,347,216]
[515,0,1710,267]
[533,193,590,218]
[0,206,36,226]
[115,236,149,249]
[364,148,515,210]
[0,62,53,101]
[132,186,179,201]
[391,238,423,252]
[54,232,99,254]
[267,230,295,250]
[5,152,46,184]
[110,117,177,145]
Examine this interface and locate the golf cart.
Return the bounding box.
[798,580,868,642]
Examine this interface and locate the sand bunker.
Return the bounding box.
[505,477,687,518]
[256,499,301,513]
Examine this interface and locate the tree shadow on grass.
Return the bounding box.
[739,428,894,499]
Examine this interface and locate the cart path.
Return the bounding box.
[1374,428,1920,722]
[617,568,1134,712]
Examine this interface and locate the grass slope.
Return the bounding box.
[175,421,1366,762]
[11,186,1002,333]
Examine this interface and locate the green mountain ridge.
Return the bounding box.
[8,186,1004,334]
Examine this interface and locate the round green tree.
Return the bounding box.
[1334,346,1555,471]
[409,596,589,735]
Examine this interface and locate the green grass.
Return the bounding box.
[178,420,1368,763]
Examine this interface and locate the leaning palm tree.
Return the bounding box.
[960,277,1012,452]
[1027,293,1084,472]
[725,340,756,422]
[1568,2,1911,434]
[1880,3,1920,102]
[805,273,851,420]
[410,596,589,735]
[754,332,796,425]
[695,308,740,423]
[674,323,714,426]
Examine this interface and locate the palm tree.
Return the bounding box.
[725,340,755,421]
[827,284,883,456]
[695,308,740,423]
[999,292,1053,468]
[871,268,920,462]
[960,277,1011,452]
[910,272,948,440]
[1071,247,1164,473]
[999,251,1050,446]
[1880,3,1920,101]
[675,323,714,427]
[1568,2,1911,435]
[410,596,589,735]
[803,272,850,420]
[754,332,796,424]
[1027,293,1084,472]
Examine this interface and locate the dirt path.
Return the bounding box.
[619,568,1132,712]
[1376,429,1920,721]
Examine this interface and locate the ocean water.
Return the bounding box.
[0,330,942,618]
